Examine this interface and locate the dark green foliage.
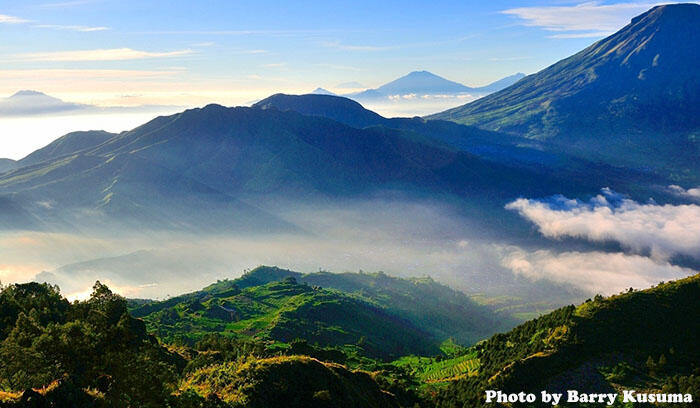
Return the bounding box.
[433,274,700,407]
[0,281,182,407]
[182,355,400,408]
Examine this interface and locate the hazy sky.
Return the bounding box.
[1,0,691,107]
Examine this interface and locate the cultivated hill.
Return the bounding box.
[131,266,510,359]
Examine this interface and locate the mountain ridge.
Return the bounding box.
[429,4,700,180]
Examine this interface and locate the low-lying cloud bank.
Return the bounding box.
[506,188,700,261]
[501,249,693,295]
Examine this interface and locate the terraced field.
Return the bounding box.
[421,354,480,382]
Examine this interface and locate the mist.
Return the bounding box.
[2,197,694,304]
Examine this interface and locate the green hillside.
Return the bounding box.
[434,274,700,407]
[134,277,438,360]
[192,266,513,344]
[131,267,510,359]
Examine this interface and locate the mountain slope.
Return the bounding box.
[0,102,601,231]
[430,4,700,179]
[182,356,399,408]
[132,275,440,359]
[18,130,116,167]
[131,266,511,358]
[434,273,700,407]
[0,159,16,174]
[252,93,663,194]
[208,266,512,344]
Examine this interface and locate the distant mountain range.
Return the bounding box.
[346,70,525,101]
[430,4,700,182]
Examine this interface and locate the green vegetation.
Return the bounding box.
[0,281,406,408]
[131,266,509,359]
[434,275,700,407]
[181,355,399,408]
[0,281,184,407]
[3,269,699,407]
[133,275,437,360]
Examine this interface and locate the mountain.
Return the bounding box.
[18,130,116,167]
[434,273,700,407]
[349,71,525,100]
[0,159,16,174]
[430,4,700,180]
[373,71,473,95]
[252,93,660,193]
[0,90,88,116]
[0,101,604,232]
[130,266,511,358]
[311,87,337,96]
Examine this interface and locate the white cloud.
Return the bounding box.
[668,185,700,202]
[502,249,694,294]
[506,189,700,260]
[15,47,193,62]
[501,2,693,37]
[34,24,109,32]
[0,14,29,24]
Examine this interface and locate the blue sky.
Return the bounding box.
[1,0,690,107]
